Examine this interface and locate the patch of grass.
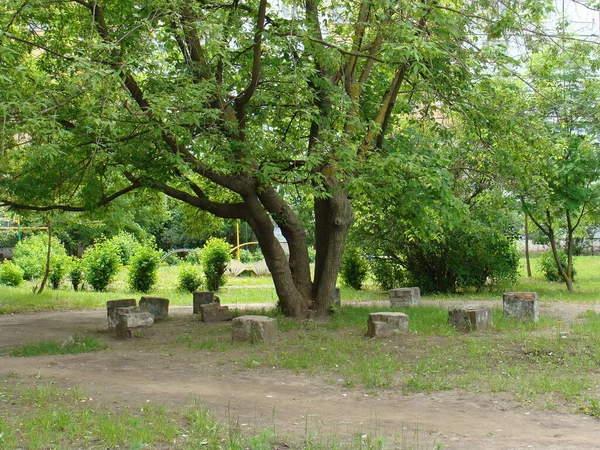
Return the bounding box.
[8,334,107,357]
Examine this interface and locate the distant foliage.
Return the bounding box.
[0,260,24,286]
[69,258,83,291]
[200,238,231,291]
[177,264,203,293]
[83,241,120,291]
[109,231,141,265]
[128,246,161,293]
[13,233,68,280]
[539,250,575,282]
[340,247,369,290]
[185,249,202,265]
[369,258,406,291]
[49,257,68,290]
[239,248,263,263]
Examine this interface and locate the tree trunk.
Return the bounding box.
[36,227,52,295]
[524,215,532,278]
[312,177,353,317]
[548,231,574,293]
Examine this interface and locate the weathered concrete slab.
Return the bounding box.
[503,292,539,322]
[389,287,420,307]
[107,299,136,330]
[200,302,233,322]
[115,306,154,339]
[449,307,492,332]
[193,291,219,314]
[232,315,277,344]
[367,312,409,337]
[139,296,169,321]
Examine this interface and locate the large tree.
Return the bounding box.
[0,0,548,316]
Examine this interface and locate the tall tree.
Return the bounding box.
[0,0,549,316]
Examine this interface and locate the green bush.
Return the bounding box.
[177,264,203,293]
[0,260,24,286]
[49,258,69,290]
[13,233,68,280]
[200,238,231,291]
[185,249,202,265]
[108,231,141,265]
[539,249,575,282]
[69,258,83,291]
[127,246,161,293]
[340,247,369,290]
[83,241,120,291]
[369,257,406,290]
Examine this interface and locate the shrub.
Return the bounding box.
[200,238,231,291]
[83,241,120,291]
[369,257,406,290]
[539,249,575,282]
[0,261,24,286]
[13,233,68,280]
[127,246,161,293]
[108,231,141,265]
[69,258,83,291]
[185,249,202,265]
[340,247,369,290]
[177,264,203,293]
[49,257,69,290]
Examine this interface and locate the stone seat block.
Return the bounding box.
[448,307,492,332]
[232,315,277,344]
[503,292,539,322]
[107,299,137,330]
[367,312,409,337]
[115,306,154,339]
[139,296,169,321]
[200,302,233,322]
[193,291,220,314]
[389,287,420,307]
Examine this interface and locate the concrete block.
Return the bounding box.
[503,292,539,322]
[448,307,492,331]
[367,312,409,337]
[139,296,169,321]
[115,306,154,338]
[107,299,136,330]
[193,291,219,314]
[200,302,233,322]
[232,315,278,344]
[389,287,420,307]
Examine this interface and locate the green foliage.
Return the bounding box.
[239,248,264,263]
[185,249,202,265]
[369,258,406,290]
[109,231,141,266]
[200,238,231,292]
[49,257,68,290]
[0,260,24,286]
[340,247,369,290]
[177,264,203,293]
[127,246,160,293]
[539,250,576,282]
[13,233,68,280]
[82,241,120,291]
[69,258,83,291]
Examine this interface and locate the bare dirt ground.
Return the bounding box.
[1,300,600,449]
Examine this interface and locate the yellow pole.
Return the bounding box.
[236,220,241,262]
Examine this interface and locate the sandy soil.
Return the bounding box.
[1,300,600,449]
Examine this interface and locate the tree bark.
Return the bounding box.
[36,227,52,295]
[524,215,532,278]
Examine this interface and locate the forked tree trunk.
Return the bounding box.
[36,227,52,295]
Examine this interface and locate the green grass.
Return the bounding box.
[7,334,107,357]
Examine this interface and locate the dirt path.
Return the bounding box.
[1,301,600,449]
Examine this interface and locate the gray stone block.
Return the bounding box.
[448,307,492,331]
[107,299,136,330]
[200,302,233,322]
[367,312,409,337]
[232,315,278,344]
[503,292,539,322]
[139,296,169,321]
[389,287,420,307]
[115,306,154,338]
[193,291,219,314]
